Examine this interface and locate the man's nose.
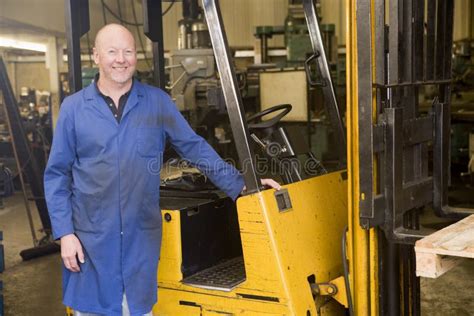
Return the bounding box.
[116,51,125,62]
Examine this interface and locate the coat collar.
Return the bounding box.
[83,78,145,124]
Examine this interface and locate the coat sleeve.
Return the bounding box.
[161,93,245,200]
[44,98,76,240]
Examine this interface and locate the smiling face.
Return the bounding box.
[93,24,137,87]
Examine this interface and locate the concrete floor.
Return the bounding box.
[1,193,474,315]
[0,193,63,316]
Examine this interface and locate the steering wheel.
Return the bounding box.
[247,104,292,129]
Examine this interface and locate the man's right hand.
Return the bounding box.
[60,234,85,272]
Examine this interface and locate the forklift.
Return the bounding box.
[61,0,470,315]
[155,0,348,315]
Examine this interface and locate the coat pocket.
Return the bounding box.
[137,127,161,158]
[140,189,162,230]
[71,191,102,233]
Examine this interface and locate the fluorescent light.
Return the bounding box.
[0,37,47,52]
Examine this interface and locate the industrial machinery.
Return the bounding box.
[168,48,226,148]
[452,39,474,94]
[168,0,236,153]
[60,0,472,315]
[0,164,14,210]
[254,0,337,67]
[0,58,59,260]
[449,39,474,176]
[253,0,344,169]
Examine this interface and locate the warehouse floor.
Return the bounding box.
[1,192,474,316]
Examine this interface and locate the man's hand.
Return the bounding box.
[60,234,85,272]
[241,178,281,194]
[260,178,281,190]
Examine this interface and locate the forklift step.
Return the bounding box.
[182,257,245,291]
[415,214,474,278]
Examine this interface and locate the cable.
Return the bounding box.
[130,0,151,69]
[101,0,176,26]
[101,0,108,24]
[116,0,124,25]
[162,0,176,16]
[342,226,354,316]
[101,0,141,26]
[99,0,176,70]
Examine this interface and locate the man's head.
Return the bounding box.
[93,23,137,86]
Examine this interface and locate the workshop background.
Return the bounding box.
[1,0,474,315]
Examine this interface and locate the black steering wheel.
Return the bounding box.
[246,104,292,129]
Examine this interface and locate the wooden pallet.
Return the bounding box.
[415,214,474,278]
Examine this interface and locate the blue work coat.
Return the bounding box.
[44,80,244,315]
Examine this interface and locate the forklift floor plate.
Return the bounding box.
[182,257,245,291]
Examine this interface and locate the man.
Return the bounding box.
[45,23,279,316]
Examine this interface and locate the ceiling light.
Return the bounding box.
[0,37,47,52]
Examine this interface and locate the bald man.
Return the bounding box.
[44,24,277,316]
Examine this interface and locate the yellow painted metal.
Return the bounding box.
[316,276,349,308]
[330,276,349,308]
[317,283,337,296]
[156,210,183,283]
[154,171,348,315]
[369,229,379,315]
[345,0,380,314]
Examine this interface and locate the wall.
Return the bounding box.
[13,62,51,94]
[1,0,344,51]
[1,0,472,49]
[91,0,292,51]
[454,0,473,40]
[148,0,346,49]
[1,0,472,98]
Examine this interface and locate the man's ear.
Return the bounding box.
[92,47,99,65]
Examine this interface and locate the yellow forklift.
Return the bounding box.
[154,0,471,315]
[155,0,348,314]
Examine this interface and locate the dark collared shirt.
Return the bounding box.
[94,73,132,123]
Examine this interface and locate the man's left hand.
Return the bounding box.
[241,178,281,194]
[260,178,281,190]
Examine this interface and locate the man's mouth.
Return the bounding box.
[113,66,127,71]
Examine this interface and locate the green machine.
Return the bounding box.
[254,0,336,67]
[81,67,98,88]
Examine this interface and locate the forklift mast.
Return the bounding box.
[347,0,472,315]
[201,0,261,193]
